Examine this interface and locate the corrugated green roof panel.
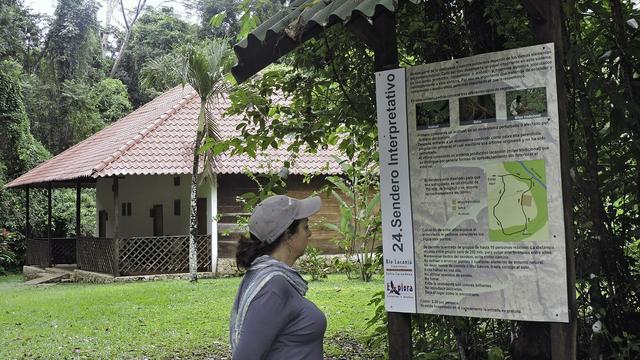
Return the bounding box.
[232,0,418,83]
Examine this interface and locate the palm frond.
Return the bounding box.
[140,53,184,91]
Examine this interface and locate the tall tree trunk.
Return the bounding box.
[101,0,116,56]
[189,127,205,283]
[463,0,506,55]
[510,322,550,360]
[574,80,607,360]
[609,0,640,206]
[110,0,147,77]
[568,36,623,356]
[452,319,469,360]
[110,29,132,77]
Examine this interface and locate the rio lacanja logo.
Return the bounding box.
[386,280,414,296]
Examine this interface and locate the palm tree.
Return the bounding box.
[142,39,231,282]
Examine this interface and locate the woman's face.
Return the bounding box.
[289,218,312,258]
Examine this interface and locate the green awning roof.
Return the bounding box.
[231,0,418,83]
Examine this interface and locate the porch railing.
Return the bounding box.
[77,237,119,275]
[74,235,212,276]
[118,235,211,276]
[26,237,76,266]
[26,238,49,267]
[52,238,76,264]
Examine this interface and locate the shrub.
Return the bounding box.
[0,229,18,275]
[298,246,329,281]
[331,256,358,280]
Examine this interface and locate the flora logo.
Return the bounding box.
[386,280,413,295]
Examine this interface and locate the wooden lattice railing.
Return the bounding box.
[51,238,76,264]
[26,238,50,267]
[77,237,119,276]
[26,237,76,266]
[118,235,211,276]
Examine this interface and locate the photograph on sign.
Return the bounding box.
[376,43,569,322]
[459,94,496,125]
[507,87,549,120]
[416,100,450,130]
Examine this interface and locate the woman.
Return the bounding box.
[230,194,326,360]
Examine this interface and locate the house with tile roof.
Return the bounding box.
[6,85,343,276]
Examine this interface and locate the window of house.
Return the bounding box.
[174,176,180,186]
[121,202,132,216]
[174,199,181,216]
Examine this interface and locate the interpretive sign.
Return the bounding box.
[376,43,569,322]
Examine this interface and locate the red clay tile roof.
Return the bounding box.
[7,85,341,188]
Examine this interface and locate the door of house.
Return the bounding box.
[98,210,107,238]
[152,205,163,236]
[197,198,207,235]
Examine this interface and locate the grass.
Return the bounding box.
[0,273,383,359]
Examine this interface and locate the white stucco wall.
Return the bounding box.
[95,174,216,238]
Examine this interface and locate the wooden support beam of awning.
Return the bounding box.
[346,9,399,72]
[8,179,97,189]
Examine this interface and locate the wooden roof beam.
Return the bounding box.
[346,9,399,72]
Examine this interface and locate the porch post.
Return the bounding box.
[76,181,81,238]
[113,177,119,238]
[113,177,120,276]
[210,174,218,274]
[47,183,52,266]
[76,181,81,266]
[25,186,30,239]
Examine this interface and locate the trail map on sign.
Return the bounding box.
[487,160,549,242]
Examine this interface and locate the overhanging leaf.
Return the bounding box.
[209,11,226,28]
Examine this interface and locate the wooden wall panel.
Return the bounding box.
[216,174,343,256]
[286,175,341,254]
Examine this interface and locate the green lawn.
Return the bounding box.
[0,273,383,359]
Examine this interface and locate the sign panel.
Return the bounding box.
[377,44,569,322]
[376,68,417,313]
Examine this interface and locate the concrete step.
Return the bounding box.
[24,272,70,285]
[44,267,74,274]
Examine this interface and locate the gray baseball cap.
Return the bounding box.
[249,195,322,244]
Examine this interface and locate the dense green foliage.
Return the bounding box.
[0,0,42,69]
[323,160,382,282]
[115,7,198,106]
[0,59,50,270]
[0,0,128,270]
